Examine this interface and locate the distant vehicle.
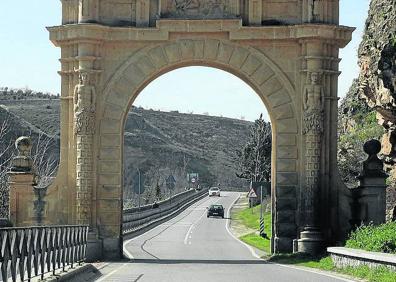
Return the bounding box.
[207,204,224,218]
[208,187,220,197]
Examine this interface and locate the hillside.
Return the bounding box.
[0,94,253,207]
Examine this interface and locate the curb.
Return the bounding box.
[43,264,101,282]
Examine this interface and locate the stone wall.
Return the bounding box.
[328,247,396,271]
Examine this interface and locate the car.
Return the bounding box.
[207,204,224,218]
[208,187,220,197]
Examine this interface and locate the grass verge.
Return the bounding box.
[233,203,396,281]
[270,254,396,282]
[233,203,271,253]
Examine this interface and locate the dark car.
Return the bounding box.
[207,204,224,218]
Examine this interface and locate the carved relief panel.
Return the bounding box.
[161,0,239,19]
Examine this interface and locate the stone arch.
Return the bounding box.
[97,39,300,254]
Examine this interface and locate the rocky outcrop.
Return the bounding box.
[356,0,396,219]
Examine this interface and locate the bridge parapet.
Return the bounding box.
[0,225,88,282]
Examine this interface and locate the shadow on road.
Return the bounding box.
[128,259,267,265]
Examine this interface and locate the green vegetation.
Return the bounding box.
[234,204,396,281]
[234,203,272,253]
[270,254,396,282]
[346,222,396,254]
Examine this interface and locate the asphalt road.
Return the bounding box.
[94,192,354,282]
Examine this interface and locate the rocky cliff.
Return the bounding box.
[354,0,396,219]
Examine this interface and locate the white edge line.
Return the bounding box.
[225,193,261,259]
[273,263,357,282]
[225,192,357,282]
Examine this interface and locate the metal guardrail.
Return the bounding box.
[0,225,88,282]
[123,189,207,233]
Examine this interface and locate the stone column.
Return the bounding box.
[297,71,326,255]
[297,40,327,254]
[74,71,96,226]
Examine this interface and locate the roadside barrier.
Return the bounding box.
[0,225,88,282]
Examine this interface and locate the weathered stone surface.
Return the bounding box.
[276,186,296,198]
[276,197,297,210]
[42,0,353,259]
[276,222,297,237]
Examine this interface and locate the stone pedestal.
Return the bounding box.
[7,137,39,227]
[8,173,37,226]
[86,232,103,262]
[352,140,388,226]
[297,226,325,255]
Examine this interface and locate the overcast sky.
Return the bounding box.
[0,0,369,121]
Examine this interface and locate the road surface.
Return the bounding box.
[93,192,354,282]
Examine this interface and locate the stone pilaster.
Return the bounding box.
[78,0,99,23]
[297,40,326,255]
[248,0,262,25]
[75,134,94,225]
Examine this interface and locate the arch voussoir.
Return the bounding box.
[203,39,221,60]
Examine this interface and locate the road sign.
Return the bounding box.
[248,188,257,198]
[191,177,196,183]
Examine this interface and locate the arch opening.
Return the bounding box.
[121,65,274,258]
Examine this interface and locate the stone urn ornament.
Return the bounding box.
[10,136,33,172]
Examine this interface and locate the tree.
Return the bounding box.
[0,115,13,218]
[236,114,272,182]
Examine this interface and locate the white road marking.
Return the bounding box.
[184,224,195,245]
[96,263,127,282]
[183,206,208,245]
[224,193,261,259]
[124,196,212,258]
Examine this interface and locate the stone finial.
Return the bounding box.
[10,136,33,172]
[360,139,387,178]
[15,136,32,157]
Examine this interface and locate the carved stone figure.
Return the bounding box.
[173,0,227,18]
[303,72,325,134]
[74,72,96,135]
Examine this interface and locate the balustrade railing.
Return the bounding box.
[0,225,88,282]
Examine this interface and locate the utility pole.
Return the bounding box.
[137,167,141,209]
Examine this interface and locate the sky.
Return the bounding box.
[0,0,370,121]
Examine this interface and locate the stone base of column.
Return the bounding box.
[86,232,103,262]
[103,238,122,260]
[297,226,325,255]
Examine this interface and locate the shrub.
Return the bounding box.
[346,222,396,254]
